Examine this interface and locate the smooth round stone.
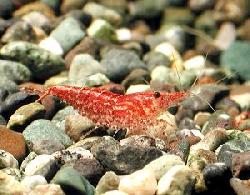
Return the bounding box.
[129,0,167,18]
[0,170,25,194]
[0,126,25,161]
[39,37,64,56]
[95,171,120,195]
[0,60,31,83]
[83,2,121,26]
[7,102,46,131]
[23,119,73,152]
[0,91,37,119]
[190,129,228,152]
[1,167,22,181]
[150,65,173,83]
[1,20,36,43]
[53,147,94,165]
[154,42,183,71]
[143,51,171,71]
[100,48,146,81]
[103,190,128,195]
[13,2,56,18]
[0,150,18,169]
[221,41,250,81]
[52,106,78,122]
[217,140,250,167]
[202,111,232,135]
[183,55,206,70]
[189,0,214,11]
[158,25,186,52]
[21,175,47,191]
[121,68,150,89]
[65,37,99,68]
[50,17,85,54]
[230,178,250,195]
[119,169,157,195]
[0,41,65,81]
[87,19,116,41]
[143,154,184,180]
[203,163,231,190]
[91,136,162,175]
[28,184,65,195]
[126,84,150,94]
[61,0,87,14]
[65,114,95,141]
[231,151,250,179]
[157,165,195,195]
[24,154,58,180]
[69,54,106,81]
[22,11,52,29]
[162,7,195,26]
[194,112,211,127]
[52,167,95,195]
[32,139,65,155]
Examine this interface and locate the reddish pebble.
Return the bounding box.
[0,125,26,160]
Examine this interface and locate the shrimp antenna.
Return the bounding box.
[190,91,215,112]
[171,51,182,91]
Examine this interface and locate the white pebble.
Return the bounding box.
[39,37,64,56]
[184,55,206,70]
[21,175,47,191]
[119,170,157,195]
[157,165,195,195]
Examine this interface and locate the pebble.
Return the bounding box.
[183,55,206,70]
[39,36,64,56]
[1,167,22,181]
[21,175,47,191]
[189,0,214,11]
[87,19,117,41]
[0,125,25,161]
[23,119,73,153]
[69,54,106,81]
[126,84,151,94]
[0,91,37,119]
[230,85,250,110]
[65,37,99,68]
[143,51,171,71]
[230,178,250,195]
[95,171,120,195]
[0,170,25,194]
[0,41,65,81]
[121,68,150,89]
[203,163,232,193]
[22,11,52,29]
[24,154,58,180]
[194,112,211,127]
[50,17,85,54]
[13,2,55,18]
[103,190,128,195]
[191,129,228,152]
[7,102,46,131]
[61,0,87,14]
[119,169,157,195]
[65,114,95,141]
[90,136,162,174]
[231,151,250,179]
[28,184,65,195]
[83,2,121,26]
[157,165,195,195]
[143,154,184,180]
[221,41,250,81]
[100,48,147,81]
[1,20,37,43]
[52,166,95,195]
[0,60,31,83]
[217,139,250,167]
[0,150,18,169]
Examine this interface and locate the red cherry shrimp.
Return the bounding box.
[36,85,189,137]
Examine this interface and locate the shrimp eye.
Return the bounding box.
[154,91,161,98]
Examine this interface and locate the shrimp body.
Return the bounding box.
[43,85,188,133]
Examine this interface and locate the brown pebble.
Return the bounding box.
[0,125,26,161]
